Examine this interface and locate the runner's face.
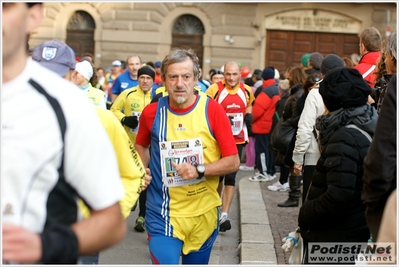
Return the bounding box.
[2,3,42,65]
[211,74,224,84]
[112,66,121,74]
[163,58,197,109]
[138,74,153,92]
[127,57,141,76]
[72,71,88,86]
[97,69,104,78]
[224,63,240,88]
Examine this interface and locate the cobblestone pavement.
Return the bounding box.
[258,174,302,265]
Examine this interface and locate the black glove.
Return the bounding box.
[40,224,79,263]
[244,113,254,124]
[228,115,234,126]
[121,116,139,129]
[245,113,254,136]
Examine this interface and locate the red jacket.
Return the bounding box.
[252,80,280,134]
[354,51,381,88]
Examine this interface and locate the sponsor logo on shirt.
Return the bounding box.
[227,103,241,109]
[174,123,186,131]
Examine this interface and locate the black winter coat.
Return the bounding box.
[298,126,371,242]
[282,84,303,128]
[282,84,303,166]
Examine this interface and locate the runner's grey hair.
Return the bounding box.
[161,48,200,80]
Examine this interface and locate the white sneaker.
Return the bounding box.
[268,181,289,191]
[249,173,268,182]
[268,181,283,191]
[239,165,255,171]
[265,173,277,181]
[281,182,289,191]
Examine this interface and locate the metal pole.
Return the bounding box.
[386,9,391,38]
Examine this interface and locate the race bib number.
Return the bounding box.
[160,138,205,187]
[227,113,244,136]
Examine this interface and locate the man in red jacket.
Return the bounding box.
[354,27,382,88]
[249,67,280,182]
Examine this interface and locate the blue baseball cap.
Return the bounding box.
[32,40,76,77]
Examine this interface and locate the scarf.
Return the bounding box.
[79,83,90,91]
[315,104,377,153]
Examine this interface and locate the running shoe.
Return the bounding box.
[267,173,277,181]
[249,172,269,182]
[134,216,146,232]
[268,181,289,191]
[239,165,255,171]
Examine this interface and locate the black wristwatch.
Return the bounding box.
[194,164,205,179]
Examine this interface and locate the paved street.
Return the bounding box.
[99,169,302,265]
[258,174,301,264]
[99,173,245,265]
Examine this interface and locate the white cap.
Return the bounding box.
[274,69,280,79]
[112,60,122,66]
[75,61,93,81]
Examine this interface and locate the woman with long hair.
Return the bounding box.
[277,66,307,207]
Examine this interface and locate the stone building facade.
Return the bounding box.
[29,2,397,76]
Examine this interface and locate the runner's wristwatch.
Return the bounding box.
[194,164,205,178]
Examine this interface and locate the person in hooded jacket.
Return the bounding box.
[298,67,378,264]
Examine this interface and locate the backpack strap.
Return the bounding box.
[29,79,66,147]
[29,79,82,225]
[345,124,372,143]
[275,111,280,121]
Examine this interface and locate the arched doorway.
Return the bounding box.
[66,11,95,59]
[171,15,205,68]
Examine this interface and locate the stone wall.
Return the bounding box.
[30,2,396,75]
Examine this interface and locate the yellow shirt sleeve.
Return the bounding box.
[205,83,219,99]
[110,89,130,122]
[79,108,145,219]
[243,83,255,106]
[155,86,166,95]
